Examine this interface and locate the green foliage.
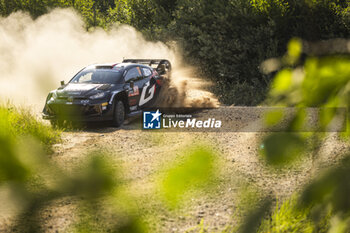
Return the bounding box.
[185,219,208,233]
[301,57,350,107]
[0,104,60,149]
[0,0,62,17]
[239,198,272,233]
[106,0,132,26]
[1,1,349,105]
[250,0,290,15]
[150,0,348,105]
[0,104,218,231]
[259,35,350,232]
[161,146,216,207]
[1,0,350,230]
[160,0,347,105]
[261,40,350,165]
[166,0,277,105]
[286,38,302,65]
[260,133,305,165]
[0,105,142,232]
[270,69,293,97]
[264,109,284,126]
[258,196,330,233]
[0,119,138,232]
[301,155,350,215]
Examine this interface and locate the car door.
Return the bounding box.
[124,67,143,108]
[138,66,157,108]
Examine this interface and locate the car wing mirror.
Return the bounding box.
[60,80,65,86]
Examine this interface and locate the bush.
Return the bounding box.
[0,104,60,148]
[161,0,349,105]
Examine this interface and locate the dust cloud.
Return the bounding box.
[0,8,218,113]
[157,66,219,108]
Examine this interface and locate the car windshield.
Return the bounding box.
[70,69,123,84]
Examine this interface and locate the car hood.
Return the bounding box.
[57,83,112,97]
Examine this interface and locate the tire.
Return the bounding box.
[113,100,125,127]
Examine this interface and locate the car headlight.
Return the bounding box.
[90,92,106,100]
[49,92,57,102]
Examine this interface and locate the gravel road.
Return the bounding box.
[41,108,350,232]
[1,106,348,233]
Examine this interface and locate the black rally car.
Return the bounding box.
[42,59,171,126]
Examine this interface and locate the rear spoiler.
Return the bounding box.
[122,59,172,75]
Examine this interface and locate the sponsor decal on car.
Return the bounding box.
[139,81,155,106]
[130,106,138,111]
[128,86,140,97]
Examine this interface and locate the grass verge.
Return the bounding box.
[0,104,61,149]
[258,195,330,233]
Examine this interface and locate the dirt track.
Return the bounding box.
[18,107,347,233]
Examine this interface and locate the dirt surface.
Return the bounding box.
[1,107,349,233]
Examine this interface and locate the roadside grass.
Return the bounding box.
[185,194,331,233]
[0,104,61,149]
[184,219,208,233]
[257,195,330,233]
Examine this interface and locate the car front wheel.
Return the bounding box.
[113,100,125,127]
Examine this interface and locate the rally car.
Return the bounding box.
[42,59,171,127]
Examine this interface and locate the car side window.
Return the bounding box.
[125,67,143,82]
[142,68,153,78]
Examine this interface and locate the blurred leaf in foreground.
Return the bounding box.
[286,37,302,64]
[160,146,217,207]
[264,109,284,127]
[300,155,350,214]
[66,153,117,199]
[260,133,305,165]
[258,38,350,232]
[301,57,350,107]
[270,69,293,98]
[240,198,272,233]
[0,104,137,232]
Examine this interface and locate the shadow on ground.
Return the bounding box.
[60,116,142,133]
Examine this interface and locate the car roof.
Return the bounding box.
[85,63,151,71]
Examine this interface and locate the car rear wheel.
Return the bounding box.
[113,100,125,127]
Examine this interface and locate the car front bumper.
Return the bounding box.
[42,99,114,122]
